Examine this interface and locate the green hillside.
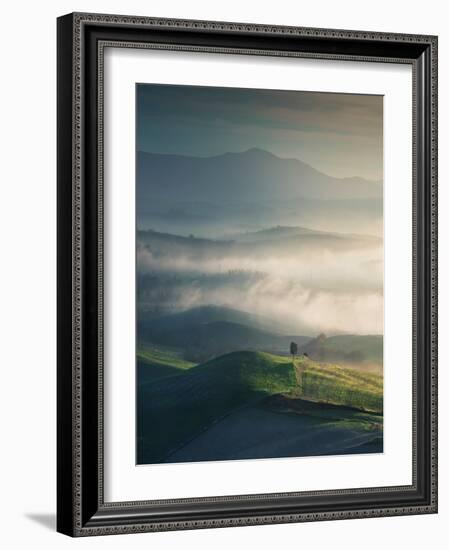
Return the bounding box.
[138,351,296,462]
[137,349,382,463]
[296,357,383,412]
[137,347,195,384]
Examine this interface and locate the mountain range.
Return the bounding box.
[137,148,381,203]
[136,148,382,237]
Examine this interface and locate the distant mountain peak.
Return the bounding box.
[218,147,279,160]
[251,225,315,234]
[137,149,382,201]
[243,147,276,157]
[229,225,331,243]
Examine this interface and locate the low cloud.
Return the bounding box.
[137,240,383,336]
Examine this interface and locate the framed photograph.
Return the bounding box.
[57,12,438,536]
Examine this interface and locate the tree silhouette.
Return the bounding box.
[290,341,298,360]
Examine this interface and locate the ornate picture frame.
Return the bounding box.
[57,12,437,536]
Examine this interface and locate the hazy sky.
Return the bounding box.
[137,84,383,181]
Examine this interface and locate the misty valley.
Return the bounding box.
[136,209,383,464]
[135,85,384,465]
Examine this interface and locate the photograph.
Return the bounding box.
[135,84,384,465]
[53,9,437,538]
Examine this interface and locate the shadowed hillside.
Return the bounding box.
[137,349,383,464]
[138,306,310,362]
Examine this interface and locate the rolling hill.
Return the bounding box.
[137,349,383,463]
[228,225,381,245]
[138,306,310,361]
[137,226,381,261]
[138,350,296,463]
[137,347,195,385]
[299,334,383,365]
[138,306,383,366]
[139,305,281,333]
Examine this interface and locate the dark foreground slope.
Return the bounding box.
[137,350,383,464]
[166,400,383,462]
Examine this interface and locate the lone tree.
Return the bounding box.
[290,341,298,360]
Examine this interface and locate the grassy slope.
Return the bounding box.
[137,349,382,463]
[137,347,195,384]
[138,351,296,462]
[296,357,383,413]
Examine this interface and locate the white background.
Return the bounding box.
[0,1,446,549]
[105,49,413,501]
